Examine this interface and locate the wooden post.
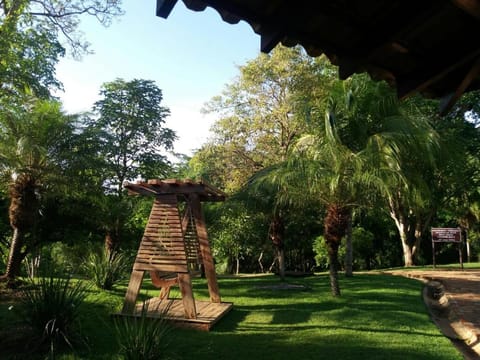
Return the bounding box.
[189,193,221,303]
[122,270,144,314]
[178,273,197,318]
[432,241,436,269]
[459,242,464,270]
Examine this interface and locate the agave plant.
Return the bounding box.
[83,248,127,290]
[20,275,89,356]
[114,302,173,360]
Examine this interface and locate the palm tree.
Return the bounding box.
[0,97,75,285]
[285,76,427,294]
[294,119,364,296]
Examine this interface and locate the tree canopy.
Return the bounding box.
[89,78,176,195]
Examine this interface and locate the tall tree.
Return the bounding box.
[316,78,440,269]
[1,0,122,102]
[0,0,123,57]
[88,78,176,250]
[287,75,425,294]
[392,93,480,266]
[200,46,334,277]
[0,97,77,285]
[201,45,333,192]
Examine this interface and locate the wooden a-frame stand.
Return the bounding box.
[120,179,232,330]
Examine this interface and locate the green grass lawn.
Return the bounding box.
[0,272,464,359]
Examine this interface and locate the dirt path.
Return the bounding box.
[387,269,480,359]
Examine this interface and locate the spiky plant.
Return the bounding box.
[83,248,127,290]
[20,275,89,356]
[114,302,172,360]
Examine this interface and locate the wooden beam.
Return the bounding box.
[156,0,178,18]
[183,0,208,12]
[122,270,144,314]
[125,179,226,201]
[400,48,480,99]
[260,30,284,53]
[451,0,480,20]
[189,193,221,303]
[440,56,480,115]
[178,273,197,319]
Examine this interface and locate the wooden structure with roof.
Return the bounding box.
[156,0,480,115]
[120,179,232,331]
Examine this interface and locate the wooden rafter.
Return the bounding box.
[124,179,226,202]
[440,56,480,115]
[451,0,480,20]
[155,0,480,111]
[400,49,480,100]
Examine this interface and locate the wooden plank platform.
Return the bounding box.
[120,299,233,331]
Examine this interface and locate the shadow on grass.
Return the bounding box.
[1,272,463,359]
[168,326,457,360]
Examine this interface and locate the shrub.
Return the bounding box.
[83,248,127,290]
[313,235,346,270]
[20,275,89,356]
[114,303,172,360]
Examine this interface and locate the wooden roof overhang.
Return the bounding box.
[156,0,480,114]
[124,179,226,202]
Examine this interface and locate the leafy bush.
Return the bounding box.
[114,303,172,360]
[47,241,92,275]
[351,227,375,269]
[20,275,89,356]
[83,248,127,290]
[313,228,376,270]
[313,235,346,270]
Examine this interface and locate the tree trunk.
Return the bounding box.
[400,232,414,267]
[277,247,285,281]
[1,175,38,286]
[467,239,471,263]
[104,231,115,255]
[1,228,26,286]
[389,208,415,267]
[324,204,350,297]
[104,217,122,254]
[344,216,353,277]
[269,214,285,281]
[258,250,264,273]
[328,250,340,296]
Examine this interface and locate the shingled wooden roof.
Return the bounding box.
[156,0,480,114]
[124,179,226,202]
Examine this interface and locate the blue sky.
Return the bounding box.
[55,1,260,156]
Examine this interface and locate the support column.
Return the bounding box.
[178,273,197,318]
[190,193,221,303]
[122,270,144,314]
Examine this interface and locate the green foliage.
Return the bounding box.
[199,45,334,193]
[42,242,93,276]
[0,20,64,100]
[314,227,376,271]
[0,0,123,105]
[313,235,346,270]
[0,98,87,282]
[83,248,127,290]
[208,201,268,274]
[88,78,176,194]
[114,303,172,360]
[351,227,374,268]
[0,0,123,59]
[19,275,89,356]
